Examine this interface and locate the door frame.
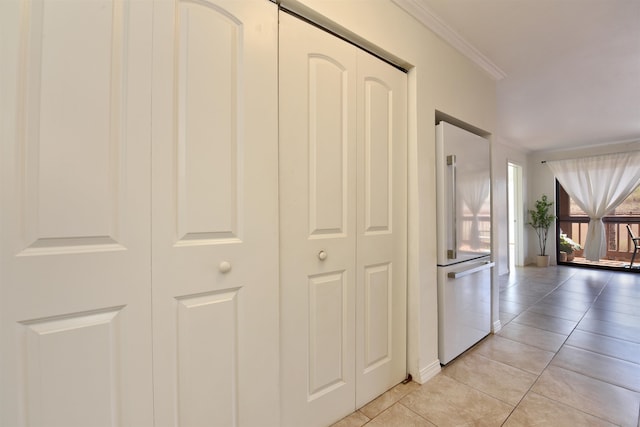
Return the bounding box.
[507,161,524,269]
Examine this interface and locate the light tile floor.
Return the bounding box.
[331,266,640,427]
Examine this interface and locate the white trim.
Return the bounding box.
[492,319,502,333]
[416,359,441,384]
[391,0,506,80]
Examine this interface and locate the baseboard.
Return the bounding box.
[415,359,441,384]
[492,319,502,333]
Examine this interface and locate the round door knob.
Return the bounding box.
[219,261,232,273]
[318,250,327,261]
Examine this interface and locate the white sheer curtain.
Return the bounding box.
[547,151,640,261]
[460,173,490,249]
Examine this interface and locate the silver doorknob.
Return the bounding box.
[318,250,327,261]
[219,261,232,273]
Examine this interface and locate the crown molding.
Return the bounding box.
[392,0,506,80]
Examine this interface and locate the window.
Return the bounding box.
[557,181,640,265]
[568,186,640,216]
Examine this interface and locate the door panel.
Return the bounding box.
[176,0,241,242]
[308,57,351,236]
[308,272,348,398]
[22,0,129,252]
[176,289,239,426]
[280,12,407,426]
[152,1,279,426]
[1,0,154,425]
[355,50,407,407]
[362,263,392,368]
[21,308,125,427]
[279,12,357,427]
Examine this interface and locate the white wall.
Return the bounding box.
[282,0,497,382]
[527,139,640,265]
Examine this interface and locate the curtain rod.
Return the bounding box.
[540,149,640,164]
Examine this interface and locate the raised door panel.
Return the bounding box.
[308,57,349,237]
[152,1,279,426]
[21,0,129,253]
[308,272,348,398]
[176,0,240,243]
[176,290,239,426]
[279,12,357,427]
[355,50,407,408]
[1,1,154,425]
[21,308,124,427]
[363,79,393,235]
[363,263,392,370]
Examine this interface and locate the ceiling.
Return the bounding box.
[401,0,640,153]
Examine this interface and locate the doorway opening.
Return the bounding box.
[508,162,524,270]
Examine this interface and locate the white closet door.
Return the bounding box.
[0,1,154,426]
[279,12,407,427]
[279,12,358,427]
[355,50,407,407]
[151,1,280,426]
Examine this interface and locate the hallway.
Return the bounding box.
[332,266,640,426]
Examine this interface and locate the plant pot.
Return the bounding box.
[559,251,567,262]
[537,255,550,267]
[567,253,575,262]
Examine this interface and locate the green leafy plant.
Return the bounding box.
[559,234,581,254]
[528,195,556,256]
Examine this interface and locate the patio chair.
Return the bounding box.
[626,225,640,268]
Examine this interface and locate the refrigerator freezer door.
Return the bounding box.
[436,122,491,266]
[438,257,492,364]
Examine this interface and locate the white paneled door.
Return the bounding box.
[2,0,279,426]
[279,12,407,427]
[355,50,408,409]
[151,1,279,427]
[1,1,154,426]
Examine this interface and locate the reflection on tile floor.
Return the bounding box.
[331,266,640,427]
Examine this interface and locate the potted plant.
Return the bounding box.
[528,194,556,267]
[559,234,581,262]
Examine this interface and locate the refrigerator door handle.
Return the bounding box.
[447,154,457,259]
[447,261,495,279]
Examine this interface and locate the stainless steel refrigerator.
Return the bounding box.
[436,121,493,365]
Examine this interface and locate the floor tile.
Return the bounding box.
[539,293,594,311]
[592,298,640,316]
[566,329,640,365]
[499,311,518,325]
[503,392,617,427]
[498,275,518,290]
[600,279,640,299]
[358,381,420,419]
[558,280,606,296]
[577,316,640,343]
[596,292,640,307]
[329,411,369,427]
[501,285,551,300]
[365,404,435,427]
[472,335,555,375]
[498,321,567,352]
[584,307,640,328]
[526,301,586,321]
[500,292,543,306]
[552,345,640,392]
[442,352,537,405]
[549,288,598,303]
[512,310,578,335]
[400,374,513,427]
[532,365,640,427]
[499,299,528,315]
